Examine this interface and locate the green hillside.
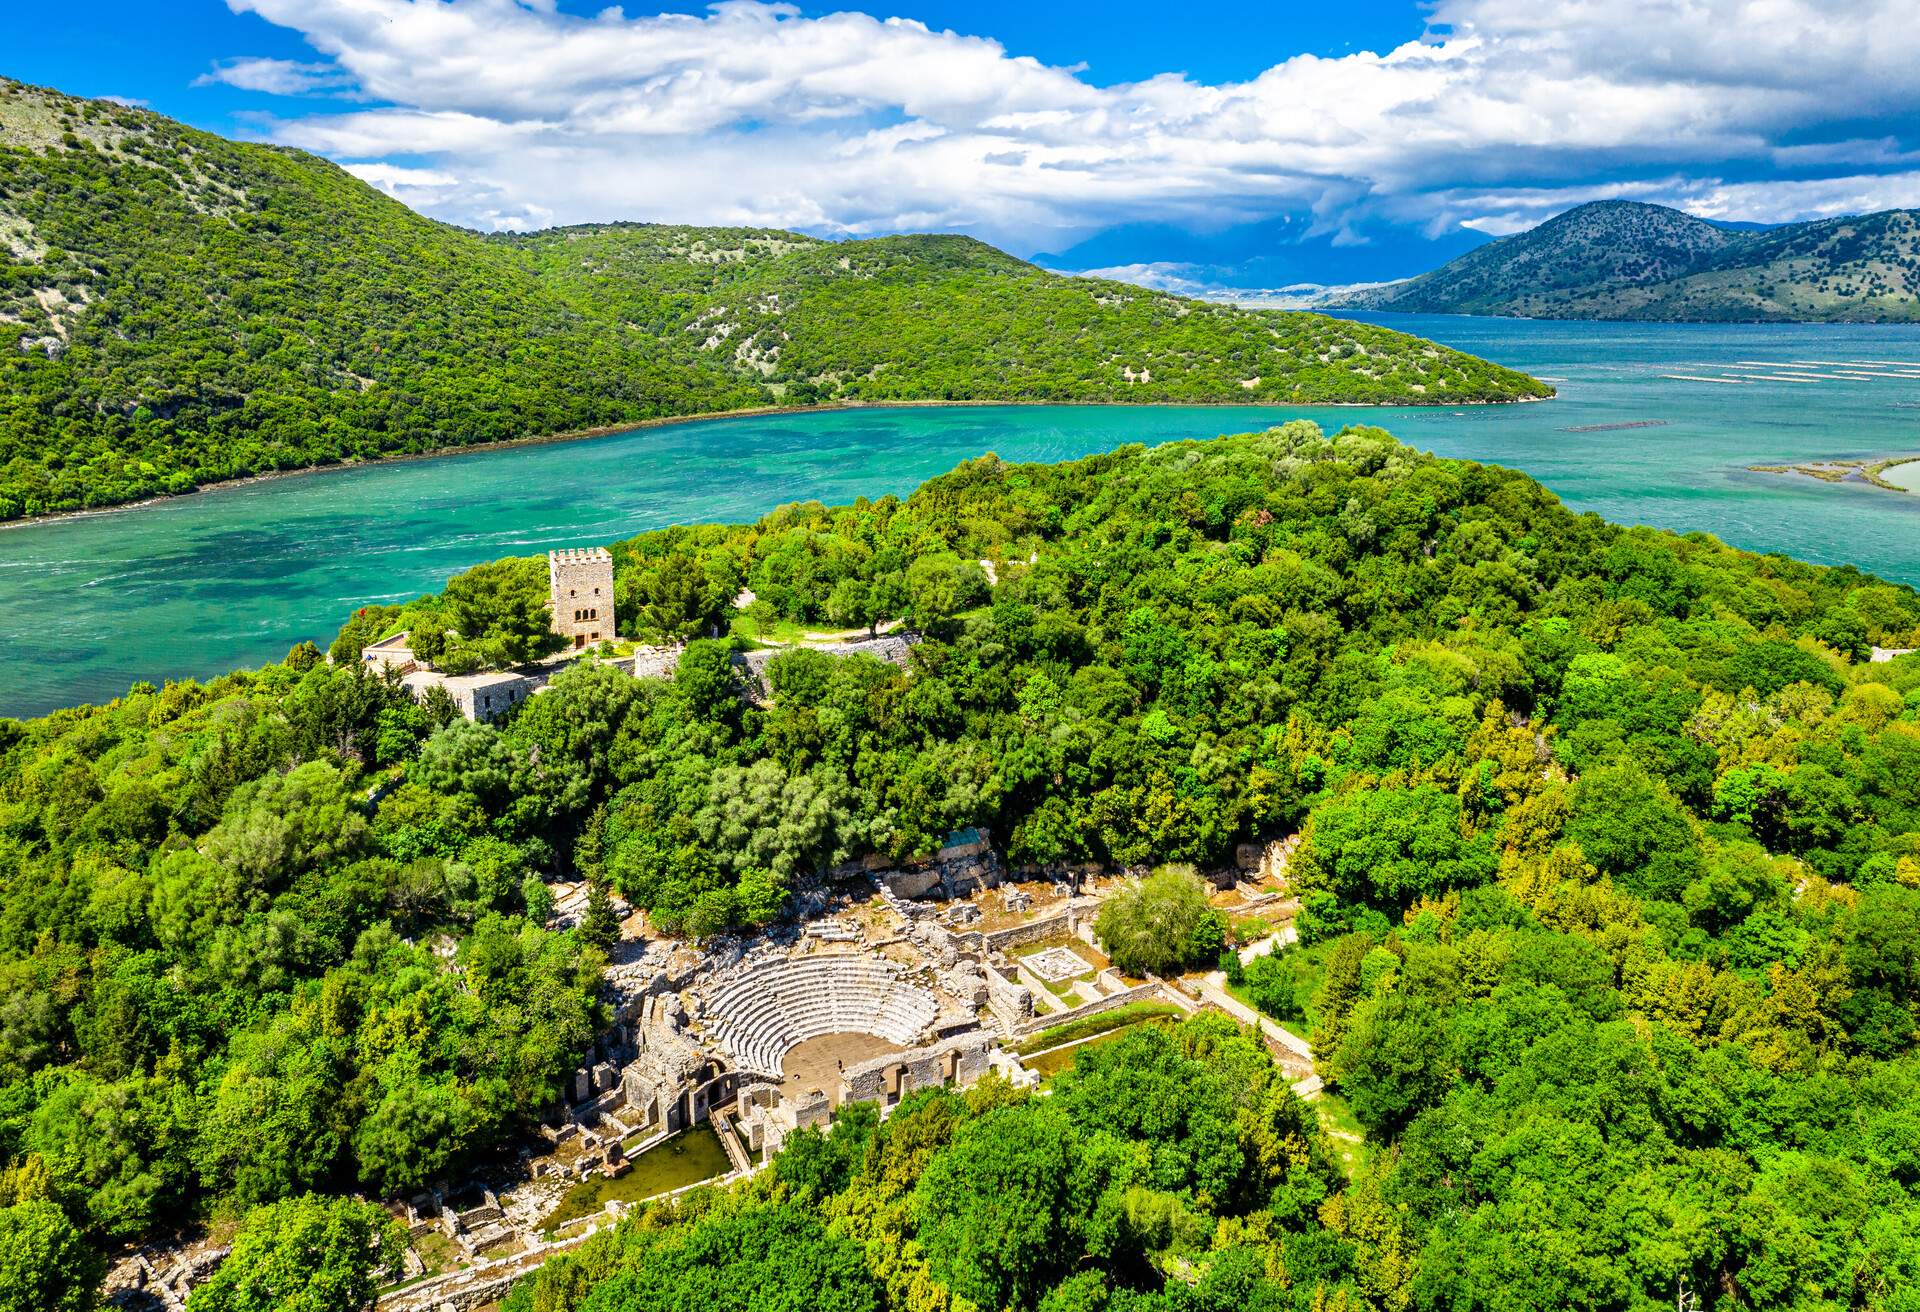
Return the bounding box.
[1350,199,1920,321]
[504,223,1544,406]
[6,424,1920,1309]
[0,81,760,521]
[0,80,1548,521]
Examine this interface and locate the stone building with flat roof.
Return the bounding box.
[402,668,539,724]
[549,547,615,648]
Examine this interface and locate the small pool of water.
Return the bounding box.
[540,1123,731,1232]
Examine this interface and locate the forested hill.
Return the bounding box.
[0,80,1547,521]
[1346,199,1920,321]
[497,223,1538,407]
[6,422,1920,1310]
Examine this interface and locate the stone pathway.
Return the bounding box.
[1197,971,1319,1096]
[1234,925,1297,966]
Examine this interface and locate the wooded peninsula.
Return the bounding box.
[4,424,1919,1312]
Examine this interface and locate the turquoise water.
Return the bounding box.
[1,315,1917,717]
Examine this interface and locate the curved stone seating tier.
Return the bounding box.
[704,954,940,1075]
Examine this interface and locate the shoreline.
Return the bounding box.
[1747,452,1920,494]
[1330,308,1920,327]
[0,392,1553,533]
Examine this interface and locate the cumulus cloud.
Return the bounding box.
[1068,263,1216,295]
[343,161,554,231]
[196,56,359,97]
[211,0,1920,245]
[1679,171,1920,223]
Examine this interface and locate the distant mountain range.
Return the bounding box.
[1339,200,1920,322]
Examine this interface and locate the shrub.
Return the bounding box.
[1094,868,1227,976]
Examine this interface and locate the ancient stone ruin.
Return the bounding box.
[548,546,615,648]
[370,864,1218,1312]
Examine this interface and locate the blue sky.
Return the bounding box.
[10,1,1920,287]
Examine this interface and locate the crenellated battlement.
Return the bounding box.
[548,547,615,648]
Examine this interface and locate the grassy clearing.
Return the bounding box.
[476,1236,523,1261]
[1022,1026,1133,1079]
[1012,1002,1182,1056]
[1013,937,1106,997]
[728,612,810,644]
[1228,914,1277,943]
[1232,940,1334,1035]
[1310,1089,1370,1178]
[1223,977,1310,1037]
[1013,936,1110,970]
[412,1229,463,1276]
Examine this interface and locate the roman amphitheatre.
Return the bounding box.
[138,836,1304,1312]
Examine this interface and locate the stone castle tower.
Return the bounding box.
[549,547,615,648]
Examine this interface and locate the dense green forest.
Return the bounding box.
[0,651,616,1305]
[1347,200,1920,322]
[0,82,760,522]
[5,421,1920,1308]
[0,79,1547,522]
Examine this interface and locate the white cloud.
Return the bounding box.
[1679,171,1920,223]
[100,95,149,109]
[1406,168,1920,237]
[213,0,1920,242]
[196,56,360,97]
[343,161,553,230]
[1067,262,1214,295]
[345,162,460,188]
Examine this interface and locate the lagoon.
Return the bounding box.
[2,315,1918,717]
[1883,458,1920,493]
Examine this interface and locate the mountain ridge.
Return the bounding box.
[1342,199,1920,321]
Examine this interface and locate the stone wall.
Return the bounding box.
[874,828,1004,901]
[980,900,1100,952]
[1236,835,1299,887]
[736,632,918,702]
[1011,981,1177,1039]
[985,965,1034,1028]
[407,1267,523,1312]
[791,1088,832,1133]
[626,644,684,681]
[982,911,1072,952]
[882,866,945,899]
[840,1031,993,1107]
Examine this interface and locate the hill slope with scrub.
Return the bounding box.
[1347,199,1920,321]
[0,79,1546,520]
